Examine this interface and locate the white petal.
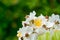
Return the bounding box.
[49,28,54,36]
[46,22,54,28]
[29,11,36,20]
[18,38,21,40]
[49,14,60,22]
[35,27,46,35]
[30,33,38,40]
[26,11,36,21]
[24,37,31,40]
[54,24,60,30]
[26,26,33,34]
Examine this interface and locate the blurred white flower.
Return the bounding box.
[38,14,47,25]
[54,24,60,30]
[17,11,60,40]
[45,22,54,28]
[35,27,46,35]
[17,26,33,37]
[49,14,60,23]
[26,11,36,22]
[24,37,31,40]
[30,33,38,40]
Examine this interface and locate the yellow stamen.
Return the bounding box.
[34,18,42,28]
[17,32,22,37]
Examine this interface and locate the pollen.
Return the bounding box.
[34,18,42,28]
[17,32,22,37]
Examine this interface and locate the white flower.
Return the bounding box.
[23,33,38,40]
[18,38,21,40]
[49,14,60,23]
[35,27,46,35]
[29,11,36,19]
[38,14,47,25]
[30,33,38,40]
[26,11,36,22]
[38,14,45,19]
[49,28,54,36]
[24,37,31,40]
[17,26,33,37]
[54,24,60,30]
[45,22,54,28]
[17,11,60,40]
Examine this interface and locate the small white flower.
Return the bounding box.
[45,22,54,28]
[29,11,36,19]
[18,38,21,40]
[54,24,60,30]
[30,33,38,40]
[49,28,54,36]
[26,11,36,22]
[24,37,31,40]
[35,27,46,35]
[18,26,33,37]
[17,11,60,40]
[38,14,47,25]
[49,14,60,23]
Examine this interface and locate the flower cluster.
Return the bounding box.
[17,11,60,40]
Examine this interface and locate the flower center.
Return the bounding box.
[34,18,42,28]
[17,32,22,37]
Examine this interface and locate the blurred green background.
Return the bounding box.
[0,0,60,40]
